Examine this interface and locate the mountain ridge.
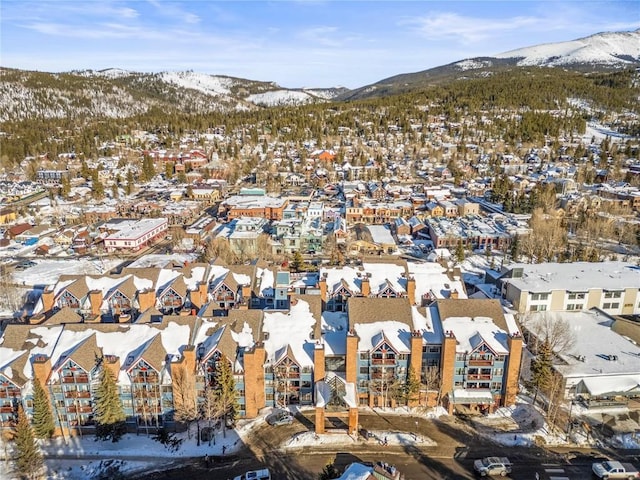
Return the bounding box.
[1,28,638,121]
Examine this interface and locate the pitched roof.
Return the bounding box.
[435,299,508,332]
[47,307,83,325]
[347,297,413,330]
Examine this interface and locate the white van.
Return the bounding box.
[233,468,271,480]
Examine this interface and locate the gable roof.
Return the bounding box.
[435,299,508,332]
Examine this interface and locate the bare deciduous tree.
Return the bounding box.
[523,312,576,355]
[171,364,198,437]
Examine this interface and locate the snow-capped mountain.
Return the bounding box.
[494,29,640,67]
[1,29,637,120]
[0,68,348,122]
[340,29,640,101]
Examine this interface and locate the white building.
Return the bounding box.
[103,218,168,252]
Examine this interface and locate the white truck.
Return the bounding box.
[473,457,512,477]
[592,460,639,479]
[233,468,271,480]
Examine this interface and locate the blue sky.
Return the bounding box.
[1,1,638,88]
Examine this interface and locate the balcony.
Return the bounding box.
[468,359,494,366]
[0,406,14,413]
[466,374,492,380]
[275,372,300,379]
[67,405,93,414]
[62,375,89,384]
[371,358,396,365]
[132,375,159,384]
[64,390,91,399]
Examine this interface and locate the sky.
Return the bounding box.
[1,1,639,89]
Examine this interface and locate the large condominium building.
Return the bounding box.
[497,261,640,315]
[0,259,522,437]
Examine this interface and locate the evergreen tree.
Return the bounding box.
[13,404,43,480]
[404,366,420,405]
[141,155,156,182]
[125,170,135,196]
[94,364,126,442]
[318,462,340,480]
[291,251,304,272]
[31,379,54,439]
[454,242,465,263]
[529,341,553,405]
[91,170,104,200]
[213,358,238,436]
[59,176,71,198]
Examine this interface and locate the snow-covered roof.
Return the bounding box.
[353,321,411,354]
[262,299,318,368]
[442,316,510,354]
[408,262,467,300]
[505,261,640,292]
[524,310,640,380]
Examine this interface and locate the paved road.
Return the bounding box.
[128,412,622,480]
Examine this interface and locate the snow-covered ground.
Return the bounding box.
[0,399,638,479]
[12,258,122,286]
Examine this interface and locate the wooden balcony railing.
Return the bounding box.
[64,390,91,398]
[466,374,492,380]
[371,358,396,365]
[62,375,89,384]
[67,405,93,414]
[468,359,494,366]
[0,406,14,413]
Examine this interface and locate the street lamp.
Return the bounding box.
[414,420,419,442]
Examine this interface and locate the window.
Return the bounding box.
[491,382,502,390]
[360,353,368,360]
[359,367,368,375]
[603,302,619,309]
[455,368,465,375]
[530,304,547,312]
[604,291,622,299]
[428,346,441,353]
[531,293,549,301]
[568,292,586,300]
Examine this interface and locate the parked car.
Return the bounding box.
[233,468,271,480]
[266,411,293,426]
[592,460,640,479]
[14,260,36,271]
[473,457,512,477]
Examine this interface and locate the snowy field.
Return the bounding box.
[12,258,122,286]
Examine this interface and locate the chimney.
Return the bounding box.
[361,275,370,297]
[181,345,196,374]
[89,290,103,316]
[102,355,120,379]
[41,288,55,312]
[450,289,459,299]
[137,289,156,311]
[241,283,251,300]
[319,275,327,302]
[407,276,416,305]
[32,354,51,387]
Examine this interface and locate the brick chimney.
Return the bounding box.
[360,275,370,297]
[102,355,121,379]
[319,273,327,302]
[41,289,55,312]
[137,289,156,311]
[450,289,459,299]
[32,354,51,387]
[89,290,103,316]
[313,342,325,383]
[243,343,266,418]
[407,276,416,305]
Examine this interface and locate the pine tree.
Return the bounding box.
[455,242,465,263]
[31,379,54,439]
[291,251,304,272]
[213,358,238,437]
[529,341,553,405]
[94,365,126,442]
[404,366,420,405]
[125,170,135,196]
[14,404,43,480]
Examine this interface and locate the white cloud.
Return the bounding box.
[402,12,541,43]
[297,26,341,47]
